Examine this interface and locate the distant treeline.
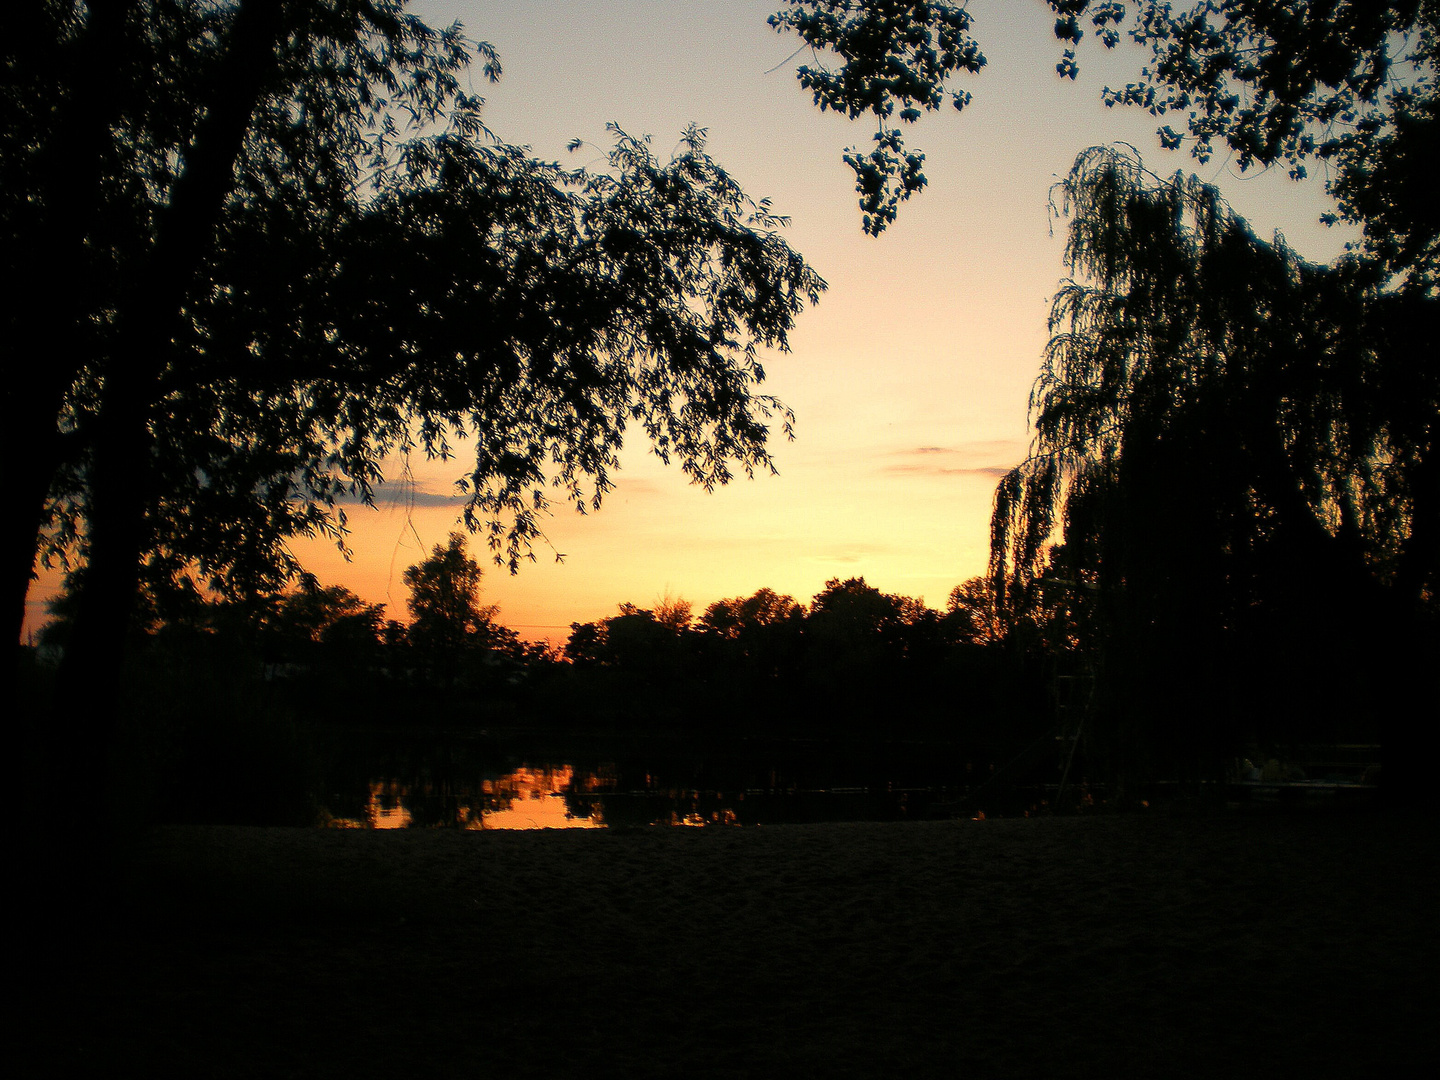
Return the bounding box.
[32,516,1404,802]
[32,533,1068,746]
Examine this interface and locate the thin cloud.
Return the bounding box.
[811,543,891,565]
[333,482,465,508]
[613,478,664,498]
[881,440,1025,478]
[884,462,1015,477]
[383,490,467,508]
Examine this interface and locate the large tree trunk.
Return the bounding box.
[9,417,67,645]
[6,0,143,645]
[53,1,288,844]
[58,0,287,670]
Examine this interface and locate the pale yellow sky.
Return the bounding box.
[22,1,1359,644]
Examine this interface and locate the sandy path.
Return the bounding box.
[42,812,1434,1076]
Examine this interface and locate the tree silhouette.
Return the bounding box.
[698,587,806,706]
[402,533,497,690]
[269,585,385,653]
[701,587,804,638]
[11,1,824,693]
[768,1,986,234]
[568,603,691,674]
[652,596,695,636]
[808,576,907,641]
[991,146,1434,787]
[803,577,941,726]
[779,2,1436,785]
[774,1,1438,263]
[942,577,1003,647]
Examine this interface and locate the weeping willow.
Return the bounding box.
[992,145,1435,785]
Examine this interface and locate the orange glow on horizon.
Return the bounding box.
[19,1,1358,649]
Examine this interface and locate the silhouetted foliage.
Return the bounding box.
[553,577,1019,740]
[10,1,824,697]
[402,533,496,687]
[701,587,804,639]
[559,600,705,727]
[942,576,1003,646]
[567,603,680,669]
[267,584,384,653]
[992,146,1435,789]
[806,576,908,671]
[699,587,807,683]
[768,1,986,233]
[776,1,1438,261]
[778,3,1435,789]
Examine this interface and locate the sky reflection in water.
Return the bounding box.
[321,757,975,831]
[328,765,607,830]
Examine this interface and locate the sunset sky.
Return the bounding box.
[23,0,1358,644]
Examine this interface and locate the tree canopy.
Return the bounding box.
[773,0,1439,270]
[993,145,1414,597]
[774,2,1436,783]
[8,1,824,675]
[988,144,1434,779]
[404,534,495,651]
[768,0,987,234]
[403,532,506,687]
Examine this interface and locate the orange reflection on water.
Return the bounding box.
[468,765,604,831]
[662,808,740,827]
[368,779,413,829]
[324,767,606,830]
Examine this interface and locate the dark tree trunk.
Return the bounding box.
[8,408,66,646]
[59,0,286,655]
[6,0,142,645]
[53,0,288,827]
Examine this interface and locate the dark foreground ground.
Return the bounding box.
[30,809,1435,1077]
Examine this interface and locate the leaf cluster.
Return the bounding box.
[992,145,1434,629]
[18,1,825,614]
[769,1,985,233]
[1045,1,1440,286]
[775,0,1440,277]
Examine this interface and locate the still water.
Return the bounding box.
[313,736,1017,829]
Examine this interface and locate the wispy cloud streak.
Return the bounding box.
[880,441,1024,479]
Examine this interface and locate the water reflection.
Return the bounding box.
[326,766,607,830]
[319,756,977,830]
[366,780,412,829]
[471,765,606,830]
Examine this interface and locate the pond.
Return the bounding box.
[309,732,1041,829]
